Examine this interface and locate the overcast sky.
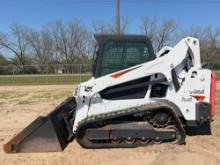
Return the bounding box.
[0,0,220,33]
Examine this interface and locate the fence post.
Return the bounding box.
[12,65,14,75]
[46,65,49,84]
[80,64,82,83]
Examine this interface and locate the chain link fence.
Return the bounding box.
[0,64,93,85]
[0,64,92,75]
[0,63,219,85]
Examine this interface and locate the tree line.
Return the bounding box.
[0,17,220,70]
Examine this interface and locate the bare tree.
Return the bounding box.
[157,20,177,51]
[141,17,178,52]
[0,53,9,65]
[49,19,91,65]
[93,17,130,34]
[26,29,54,65]
[91,18,130,59]
[0,24,29,66]
[179,26,220,67]
[93,21,113,34]
[0,32,4,44]
[205,26,220,49]
[202,27,220,66]
[141,16,158,42]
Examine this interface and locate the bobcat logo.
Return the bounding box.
[189,89,204,95]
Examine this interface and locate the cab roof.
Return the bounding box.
[94,34,152,45]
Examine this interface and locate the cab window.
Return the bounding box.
[99,41,150,77]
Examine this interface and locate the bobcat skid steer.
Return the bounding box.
[4,35,217,153]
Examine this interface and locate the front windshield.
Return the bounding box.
[98,41,150,77]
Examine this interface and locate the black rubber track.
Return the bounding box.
[75,101,186,149]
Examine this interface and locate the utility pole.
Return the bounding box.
[116,0,120,34]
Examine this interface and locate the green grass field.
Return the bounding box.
[0,74,91,85]
[215,71,220,78]
[0,71,219,85]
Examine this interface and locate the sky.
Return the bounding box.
[0,0,220,34]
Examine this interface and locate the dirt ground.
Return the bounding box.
[0,84,220,165]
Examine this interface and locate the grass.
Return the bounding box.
[214,71,220,78]
[0,90,73,104]
[0,92,27,99]
[0,71,219,86]
[0,74,91,85]
[30,90,72,100]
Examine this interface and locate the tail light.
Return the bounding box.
[210,72,217,118]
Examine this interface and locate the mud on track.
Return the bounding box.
[0,84,220,165]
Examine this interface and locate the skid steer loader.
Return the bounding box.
[4,34,217,153]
